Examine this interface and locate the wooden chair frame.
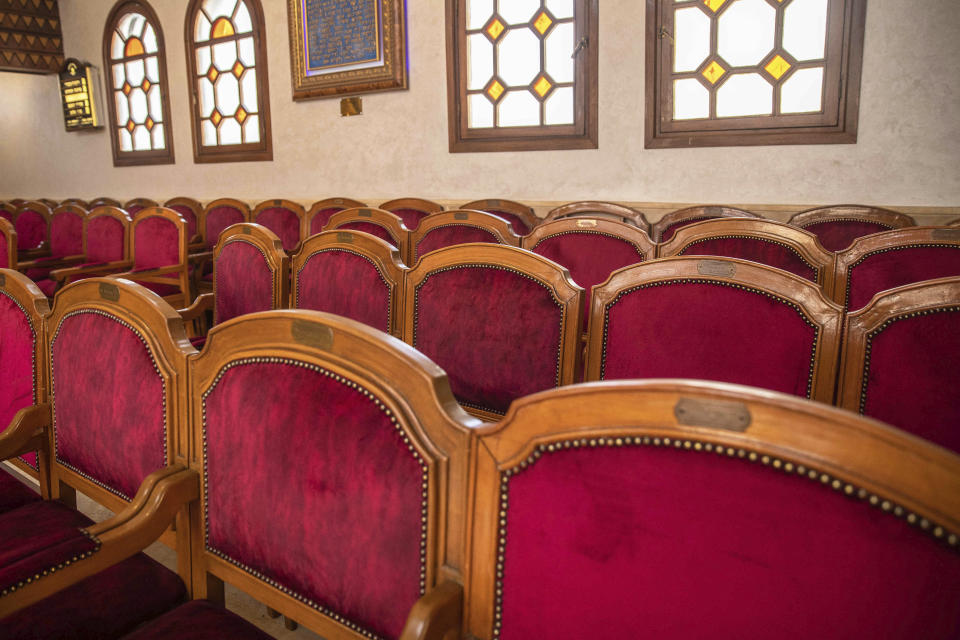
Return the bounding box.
[409,210,522,264]
[305,197,367,237]
[59,198,90,210]
[658,218,836,292]
[111,207,193,308]
[124,198,160,213]
[463,379,960,639]
[89,197,122,208]
[380,197,445,215]
[324,207,412,263]
[522,217,656,263]
[37,198,58,209]
[49,206,133,286]
[13,200,53,256]
[187,310,480,638]
[198,198,252,250]
[16,205,88,277]
[831,227,960,309]
[584,256,844,404]
[788,204,916,233]
[403,243,584,422]
[252,199,307,250]
[290,230,407,337]
[651,205,762,242]
[460,199,540,235]
[164,197,204,243]
[949,217,960,227]
[210,223,289,325]
[0,218,17,268]
[0,203,15,222]
[544,201,650,232]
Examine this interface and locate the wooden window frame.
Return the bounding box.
[445,0,599,153]
[102,0,176,167]
[184,0,273,164]
[645,0,866,149]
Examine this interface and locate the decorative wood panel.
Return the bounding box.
[0,0,64,74]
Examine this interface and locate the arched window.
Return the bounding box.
[102,1,175,166]
[185,0,273,163]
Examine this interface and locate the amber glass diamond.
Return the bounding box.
[236,107,247,124]
[145,117,154,130]
[207,67,219,82]
[486,79,505,101]
[702,60,726,84]
[533,76,552,98]
[485,17,505,41]
[703,0,728,11]
[232,60,244,78]
[211,111,222,126]
[534,11,553,35]
[125,119,135,132]
[141,78,151,92]
[122,82,132,96]
[764,54,791,80]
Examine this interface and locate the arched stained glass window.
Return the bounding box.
[102,1,174,166]
[185,0,272,163]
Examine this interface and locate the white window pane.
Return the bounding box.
[111,33,125,60]
[716,73,772,117]
[215,73,241,115]
[237,36,256,66]
[498,90,539,127]
[112,63,125,88]
[545,0,574,20]
[143,23,158,54]
[501,0,538,25]
[468,94,494,128]
[118,13,144,40]
[129,88,148,124]
[673,7,710,73]
[219,117,242,145]
[145,56,159,83]
[202,119,218,145]
[717,0,775,67]
[781,66,824,113]
[126,58,145,86]
[467,33,493,91]
[199,78,216,117]
[213,40,238,71]
[148,85,163,120]
[498,28,539,87]
[784,0,828,61]
[545,22,573,83]
[132,125,151,151]
[243,114,260,143]
[544,86,573,124]
[234,0,253,33]
[195,12,212,43]
[196,46,212,74]
[466,0,493,30]
[240,68,258,112]
[152,123,166,149]
[673,78,709,120]
[114,91,129,126]
[203,0,238,21]
[119,127,133,152]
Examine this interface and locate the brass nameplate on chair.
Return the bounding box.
[337,232,354,243]
[243,226,252,235]
[454,212,469,220]
[704,206,722,216]
[697,260,736,277]
[488,199,500,206]
[99,282,120,301]
[292,320,333,350]
[359,209,372,217]
[576,219,598,228]
[334,199,344,205]
[932,229,960,242]
[273,199,282,206]
[674,398,751,432]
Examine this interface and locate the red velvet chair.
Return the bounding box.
[305,197,367,237]
[291,230,407,337]
[0,269,50,509]
[0,204,16,223]
[163,197,202,243]
[837,277,960,454]
[109,207,193,308]
[0,219,16,269]
[18,205,87,296]
[60,198,90,210]
[461,199,539,236]
[123,198,159,216]
[651,205,762,243]
[48,206,133,289]
[832,227,960,311]
[252,199,306,252]
[0,278,199,637]
[409,210,521,264]
[325,207,412,261]
[379,197,444,230]
[544,201,650,233]
[403,244,583,421]
[658,218,836,292]
[12,201,52,255]
[90,197,122,208]
[37,198,58,209]
[124,310,479,640]
[198,198,251,251]
[584,257,843,403]
[464,380,960,639]
[788,204,916,252]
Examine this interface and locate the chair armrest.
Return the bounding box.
[19,246,49,260]
[399,581,463,640]
[50,260,132,282]
[0,465,199,616]
[179,293,214,322]
[0,403,50,461]
[17,255,85,271]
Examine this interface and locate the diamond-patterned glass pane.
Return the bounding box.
[534,12,553,35]
[544,86,573,124]
[118,13,145,41]
[151,123,165,149]
[764,54,791,80]
[783,0,828,61]
[238,36,256,66]
[148,84,163,120]
[500,0,538,25]
[243,114,260,143]
[213,41,237,71]
[132,125,151,151]
[674,78,709,120]
[468,93,494,128]
[533,76,552,98]
[125,58,145,86]
[240,68,258,112]
[468,33,493,90]
[498,90,539,127]
[196,46,212,75]
[219,117,242,145]
[215,73,241,115]
[466,0,493,30]
[674,7,710,73]
[545,0,574,20]
[129,88,148,124]
[717,0,775,66]
[119,127,133,152]
[142,24,158,54]
[202,0,238,21]
[716,72,772,117]
[195,12,212,43]
[498,28,539,86]
[114,91,129,126]
[201,119,218,145]
[198,78,216,118]
[234,1,253,34]
[702,60,726,84]
[544,22,573,83]
[145,56,159,83]
[781,66,823,113]
[111,32,125,60]
[112,63,125,87]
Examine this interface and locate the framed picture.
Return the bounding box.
[287,0,408,100]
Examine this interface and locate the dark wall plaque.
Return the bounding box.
[0,0,64,74]
[58,58,102,131]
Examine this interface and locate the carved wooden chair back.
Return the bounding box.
[403,244,583,421]
[7,199,26,207]
[124,198,159,216]
[13,201,52,252]
[652,205,762,243]
[584,257,842,403]
[212,223,289,326]
[187,310,479,639]
[59,198,90,210]
[251,199,306,252]
[324,207,412,261]
[788,204,916,252]
[200,198,252,250]
[379,197,444,230]
[89,197,122,208]
[658,218,836,292]
[306,197,367,236]
[465,380,960,639]
[37,198,58,209]
[124,207,192,308]
[163,197,202,243]
[291,230,407,337]
[0,203,14,222]
[0,219,17,268]
[84,206,133,264]
[21,205,88,296]
[544,201,650,233]
[409,210,521,264]
[837,277,960,454]
[461,198,539,236]
[832,227,960,311]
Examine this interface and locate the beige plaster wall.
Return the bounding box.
[1,0,958,213]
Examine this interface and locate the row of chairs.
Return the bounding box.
[195,227,960,454]
[0,275,957,638]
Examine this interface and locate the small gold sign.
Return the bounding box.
[59,58,102,131]
[337,232,354,243]
[454,212,469,220]
[674,397,751,432]
[291,319,333,350]
[99,282,120,301]
[340,96,363,116]
[576,219,598,228]
[359,209,372,217]
[697,259,737,277]
[931,229,960,242]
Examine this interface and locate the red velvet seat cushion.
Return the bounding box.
[601,281,817,397]
[49,212,83,258]
[846,246,960,310]
[120,600,273,640]
[0,240,8,268]
[254,207,300,251]
[87,217,126,263]
[0,471,40,514]
[3,552,186,639]
[215,241,274,324]
[14,211,46,251]
[415,226,498,261]
[803,220,892,252]
[497,444,960,639]
[679,237,817,282]
[295,249,392,333]
[204,207,245,250]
